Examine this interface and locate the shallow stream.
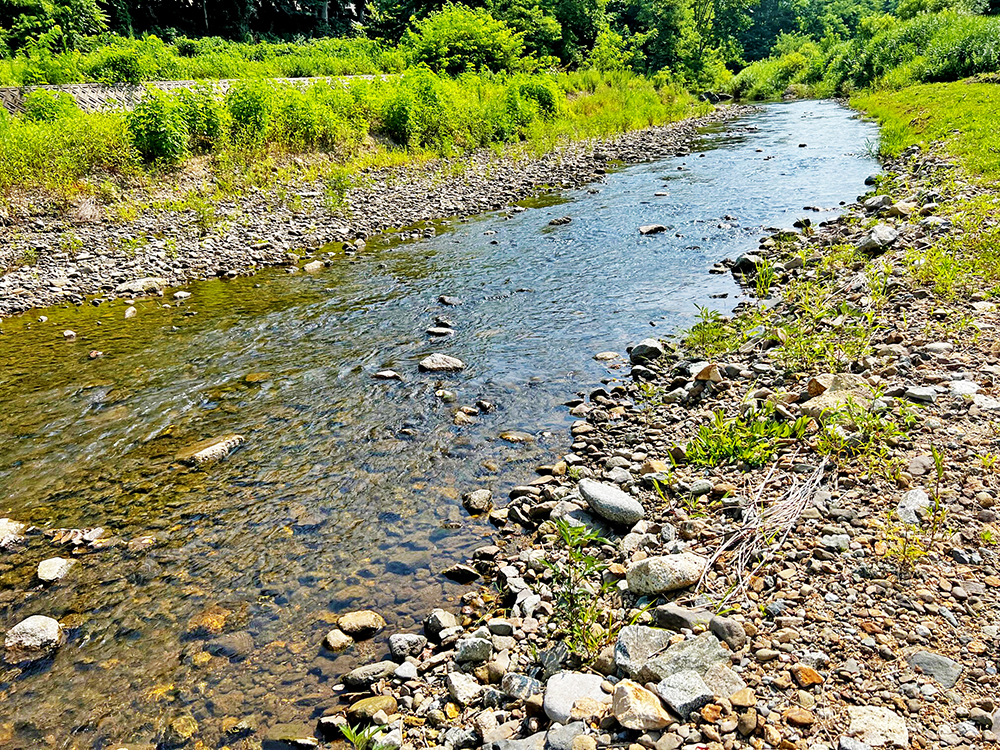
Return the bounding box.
[0,100,878,748]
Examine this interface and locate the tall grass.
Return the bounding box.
[0,70,706,212]
[729,12,1000,101]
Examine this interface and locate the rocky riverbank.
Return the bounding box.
[0,106,746,318]
[199,142,1000,749]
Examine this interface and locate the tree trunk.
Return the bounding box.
[321,1,329,23]
[203,0,210,33]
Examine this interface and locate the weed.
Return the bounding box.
[340,723,387,750]
[877,513,927,577]
[685,405,810,469]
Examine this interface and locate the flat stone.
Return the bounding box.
[374,370,402,381]
[502,672,543,700]
[626,553,706,595]
[205,631,254,659]
[4,615,64,663]
[641,633,730,683]
[418,353,465,372]
[338,610,386,638]
[579,479,644,525]
[973,394,1000,410]
[347,695,398,724]
[905,386,938,404]
[394,661,418,679]
[447,672,483,705]
[949,380,981,396]
[491,731,547,750]
[115,276,168,295]
[655,670,714,717]
[262,722,318,749]
[543,672,611,724]
[801,373,870,419]
[303,260,324,272]
[709,616,747,651]
[456,637,492,663]
[856,225,897,254]
[176,434,244,464]
[615,625,677,681]
[703,663,747,698]
[613,679,672,730]
[846,706,909,747]
[906,650,962,687]
[37,557,74,582]
[639,224,667,235]
[343,660,397,689]
[424,608,459,640]
[652,604,713,632]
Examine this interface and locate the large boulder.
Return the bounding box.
[640,633,730,684]
[579,479,644,525]
[626,553,706,595]
[4,615,65,663]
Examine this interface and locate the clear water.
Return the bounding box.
[0,100,877,748]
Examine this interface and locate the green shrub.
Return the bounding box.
[403,4,527,75]
[87,46,148,84]
[176,85,227,152]
[128,88,188,163]
[518,77,561,118]
[22,89,80,122]
[381,67,456,149]
[226,79,275,146]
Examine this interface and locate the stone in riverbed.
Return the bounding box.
[323,627,354,652]
[424,608,459,640]
[897,489,931,525]
[343,660,397,689]
[906,650,962,687]
[905,386,938,404]
[443,563,480,584]
[38,557,74,583]
[115,276,168,295]
[456,637,492,662]
[629,338,666,364]
[655,670,714,717]
[543,672,612,724]
[614,625,676,681]
[641,633,730,684]
[463,489,493,514]
[388,633,427,660]
[374,370,402,381]
[206,631,254,659]
[613,679,672,730]
[626,553,706,595]
[856,225,897,255]
[639,224,667,235]
[846,706,909,747]
[4,615,65,663]
[347,695,398,724]
[502,672,543,700]
[337,610,386,638]
[262,722,319,749]
[579,479,644,525]
[427,327,454,336]
[0,518,27,550]
[447,672,484,705]
[419,353,465,372]
[176,434,244,465]
[303,260,324,273]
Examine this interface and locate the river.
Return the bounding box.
[0,100,877,748]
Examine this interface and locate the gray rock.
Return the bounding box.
[543,672,611,724]
[702,663,747,698]
[394,662,418,680]
[463,489,493,514]
[456,637,492,663]
[343,660,397,689]
[37,557,74,582]
[906,650,962,688]
[425,609,459,641]
[629,338,666,365]
[905,386,938,404]
[820,534,851,551]
[502,672,543,700]
[709,616,747,651]
[419,353,466,372]
[856,225,897,254]
[546,722,587,750]
[897,489,931,525]
[374,370,402,381]
[732,253,764,274]
[641,633,730,683]
[839,738,872,750]
[626,553,706,595]
[973,394,1000,410]
[864,195,892,210]
[655,670,714,717]
[4,615,64,663]
[444,727,479,749]
[949,380,980,396]
[490,731,547,750]
[448,672,484,705]
[689,479,713,496]
[115,276,168,295]
[579,479,644,525]
[615,625,676,681]
[389,633,427,661]
[652,604,712,632]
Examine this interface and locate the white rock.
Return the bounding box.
[418,353,466,372]
[173,291,192,300]
[897,489,930,525]
[0,518,27,550]
[626,553,707,595]
[37,557,74,583]
[447,672,483,705]
[4,615,65,662]
[543,672,611,724]
[579,479,645,525]
[124,306,137,319]
[846,706,909,747]
[63,329,76,338]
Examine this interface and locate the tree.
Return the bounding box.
[0,0,107,51]
[403,4,526,74]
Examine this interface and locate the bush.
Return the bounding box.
[87,47,148,84]
[381,67,457,150]
[226,79,275,146]
[403,4,527,75]
[22,89,80,122]
[518,78,561,118]
[128,87,188,162]
[176,85,227,152]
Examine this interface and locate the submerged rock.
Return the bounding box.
[337,610,386,638]
[418,353,466,372]
[176,434,244,465]
[37,557,74,583]
[4,615,65,663]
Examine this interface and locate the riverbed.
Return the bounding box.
[0,100,878,748]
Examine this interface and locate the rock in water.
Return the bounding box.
[347,695,398,724]
[373,370,402,381]
[613,679,672,730]
[303,260,324,273]
[462,489,493,514]
[418,353,466,372]
[578,479,644,525]
[626,553,706,595]
[4,615,65,663]
[0,518,26,550]
[176,434,244,465]
[639,224,667,235]
[343,660,397,689]
[388,633,427,660]
[629,338,666,364]
[115,277,169,295]
[37,557,74,583]
[337,610,386,638]
[323,627,353,652]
